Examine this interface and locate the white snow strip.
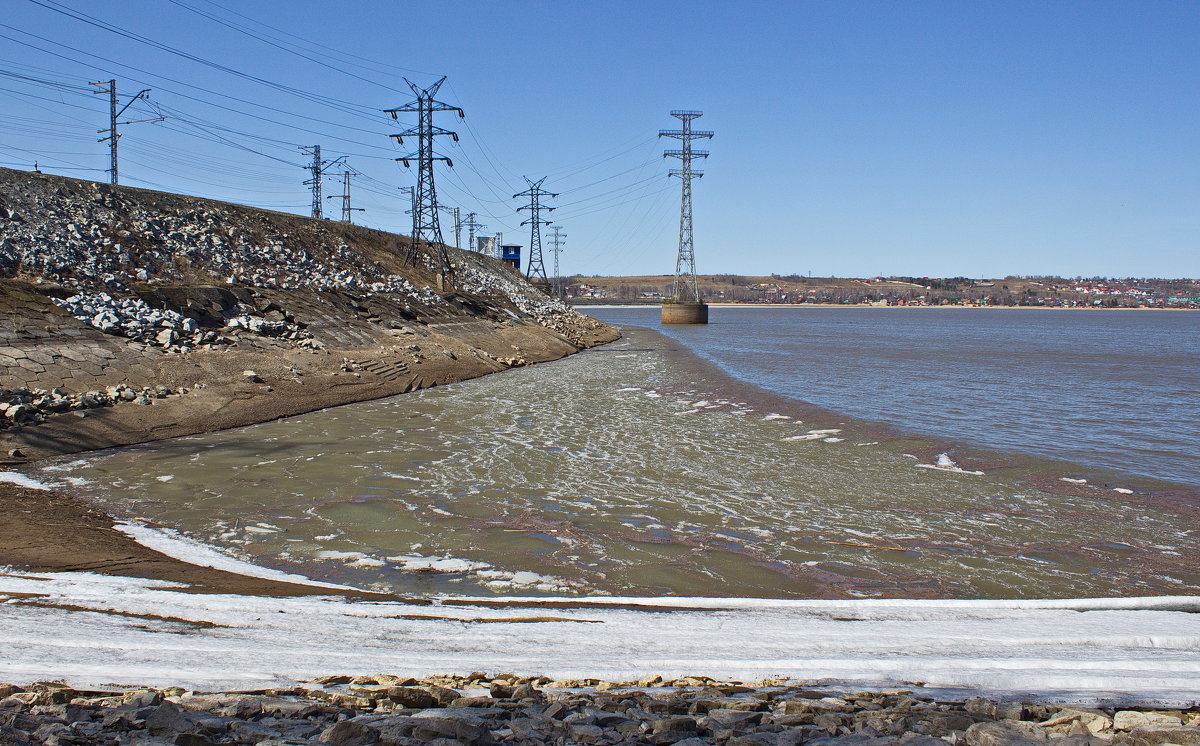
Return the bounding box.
[2,569,1200,702]
[1113,488,1134,494]
[1061,477,1088,484]
[763,413,791,420]
[116,522,351,590]
[0,471,51,490]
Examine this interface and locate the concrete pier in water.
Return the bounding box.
[661,301,709,325]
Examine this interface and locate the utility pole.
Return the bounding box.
[385,76,463,285]
[660,110,713,305]
[438,205,461,250]
[514,176,557,285]
[90,80,162,185]
[300,145,345,220]
[326,168,365,224]
[399,186,416,239]
[462,212,483,253]
[549,225,566,298]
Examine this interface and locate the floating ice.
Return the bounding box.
[1060,477,1089,485]
[916,453,985,476]
[386,554,491,573]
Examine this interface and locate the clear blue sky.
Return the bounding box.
[2,1,1197,278]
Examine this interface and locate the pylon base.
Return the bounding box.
[661,301,708,325]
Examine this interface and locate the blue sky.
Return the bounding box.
[2,1,1197,278]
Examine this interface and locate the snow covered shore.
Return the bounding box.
[2,564,1199,704]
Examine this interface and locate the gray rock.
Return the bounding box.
[966,720,1050,746]
[1115,712,1185,731]
[318,720,379,746]
[1118,725,1200,746]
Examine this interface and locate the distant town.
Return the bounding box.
[565,275,1200,309]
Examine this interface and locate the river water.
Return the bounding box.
[39,307,1200,601]
[588,306,1200,486]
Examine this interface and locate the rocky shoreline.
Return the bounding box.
[2,676,1198,746]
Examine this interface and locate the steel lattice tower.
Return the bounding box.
[549,225,566,297]
[300,145,346,220]
[659,110,713,303]
[462,212,484,252]
[514,177,557,284]
[385,77,463,284]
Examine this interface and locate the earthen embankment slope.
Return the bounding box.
[0,168,616,588]
[0,167,617,462]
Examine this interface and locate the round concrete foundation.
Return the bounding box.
[661,301,709,325]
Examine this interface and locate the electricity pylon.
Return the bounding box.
[514,177,557,285]
[90,80,163,185]
[463,212,484,253]
[549,225,566,298]
[659,110,713,303]
[386,76,463,285]
[300,145,346,219]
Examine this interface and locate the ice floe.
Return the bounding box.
[916,453,984,476]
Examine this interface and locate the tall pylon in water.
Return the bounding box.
[659,110,713,324]
[385,76,463,286]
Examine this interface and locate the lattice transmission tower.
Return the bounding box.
[385,76,463,284]
[549,225,566,297]
[300,145,345,219]
[659,110,713,303]
[462,212,484,253]
[514,177,557,285]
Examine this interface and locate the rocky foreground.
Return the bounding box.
[1,675,1197,746]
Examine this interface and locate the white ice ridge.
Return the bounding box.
[116,522,353,590]
[0,471,52,490]
[2,568,1200,703]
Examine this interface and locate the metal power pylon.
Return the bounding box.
[514,177,557,284]
[90,80,162,185]
[327,167,365,223]
[659,110,713,303]
[385,76,463,284]
[300,145,346,219]
[462,212,484,253]
[549,225,566,297]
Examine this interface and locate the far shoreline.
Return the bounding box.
[574,301,1198,311]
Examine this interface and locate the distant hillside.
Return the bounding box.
[568,273,1200,308]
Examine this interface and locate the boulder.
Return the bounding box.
[966,720,1050,746]
[1115,712,1185,731]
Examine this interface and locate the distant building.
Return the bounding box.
[475,235,497,258]
[500,244,521,272]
